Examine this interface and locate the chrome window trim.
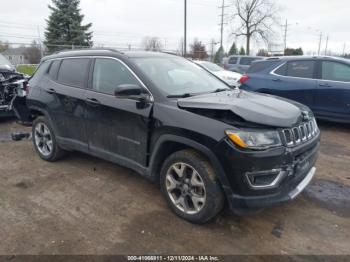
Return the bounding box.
[44,56,154,102]
[270,61,316,81]
[270,60,350,84]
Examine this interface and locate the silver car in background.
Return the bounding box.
[224,55,263,74]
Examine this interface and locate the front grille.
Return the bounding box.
[282,119,319,147]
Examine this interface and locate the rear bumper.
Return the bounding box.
[227,166,316,209]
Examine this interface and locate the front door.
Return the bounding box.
[85,58,153,169]
[315,60,350,120]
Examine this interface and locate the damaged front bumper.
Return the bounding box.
[215,132,320,211]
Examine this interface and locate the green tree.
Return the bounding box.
[44,0,93,53]
[284,47,303,56]
[257,49,269,56]
[228,42,238,55]
[239,46,246,55]
[214,46,225,64]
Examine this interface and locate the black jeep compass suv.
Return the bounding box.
[23,49,320,223]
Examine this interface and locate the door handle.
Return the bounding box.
[85,98,101,105]
[319,83,331,87]
[272,78,281,82]
[45,88,56,94]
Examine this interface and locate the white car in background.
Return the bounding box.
[194,60,242,88]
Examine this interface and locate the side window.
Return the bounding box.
[286,61,315,79]
[322,61,350,82]
[274,63,287,76]
[228,57,238,64]
[239,57,257,66]
[48,60,61,80]
[57,58,90,88]
[92,58,140,95]
[29,60,51,86]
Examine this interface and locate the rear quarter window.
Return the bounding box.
[29,60,51,86]
[48,60,61,80]
[57,58,90,88]
[247,61,278,73]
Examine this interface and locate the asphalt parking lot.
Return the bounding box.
[0,119,349,255]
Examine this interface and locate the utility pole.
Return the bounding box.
[37,26,44,59]
[343,43,346,56]
[317,32,323,56]
[283,19,288,52]
[184,0,187,57]
[218,0,229,48]
[324,35,329,56]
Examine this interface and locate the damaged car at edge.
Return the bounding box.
[0,54,29,120]
[17,49,320,223]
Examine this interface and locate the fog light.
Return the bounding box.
[245,169,286,189]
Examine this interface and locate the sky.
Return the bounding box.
[0,0,349,55]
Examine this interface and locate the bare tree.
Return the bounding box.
[24,41,42,64]
[141,37,163,52]
[190,39,208,60]
[231,0,279,55]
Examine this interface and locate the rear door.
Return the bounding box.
[44,57,90,152]
[315,60,350,120]
[267,60,317,109]
[85,57,153,167]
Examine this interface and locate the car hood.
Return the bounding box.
[177,90,304,127]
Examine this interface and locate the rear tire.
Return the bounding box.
[32,116,66,161]
[160,149,224,224]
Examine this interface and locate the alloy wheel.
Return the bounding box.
[165,162,206,215]
[34,122,53,157]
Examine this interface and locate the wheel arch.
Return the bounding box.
[148,134,233,196]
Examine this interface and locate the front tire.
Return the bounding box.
[160,149,224,224]
[32,116,66,161]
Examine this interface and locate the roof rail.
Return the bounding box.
[53,47,124,55]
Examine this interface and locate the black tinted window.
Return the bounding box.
[92,58,139,95]
[29,61,51,86]
[57,58,90,88]
[228,57,238,64]
[322,61,350,82]
[286,61,315,78]
[48,60,61,80]
[240,57,260,66]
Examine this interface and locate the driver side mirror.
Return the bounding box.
[114,84,151,102]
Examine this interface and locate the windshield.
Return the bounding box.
[200,61,224,72]
[132,56,229,96]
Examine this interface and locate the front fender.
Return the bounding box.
[148,134,234,197]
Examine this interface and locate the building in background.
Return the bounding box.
[1,47,29,65]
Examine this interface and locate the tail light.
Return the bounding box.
[239,75,249,84]
[23,82,29,91]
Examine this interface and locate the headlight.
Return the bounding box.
[225,130,282,150]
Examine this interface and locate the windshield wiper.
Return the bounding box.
[167,93,193,98]
[212,88,231,93]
